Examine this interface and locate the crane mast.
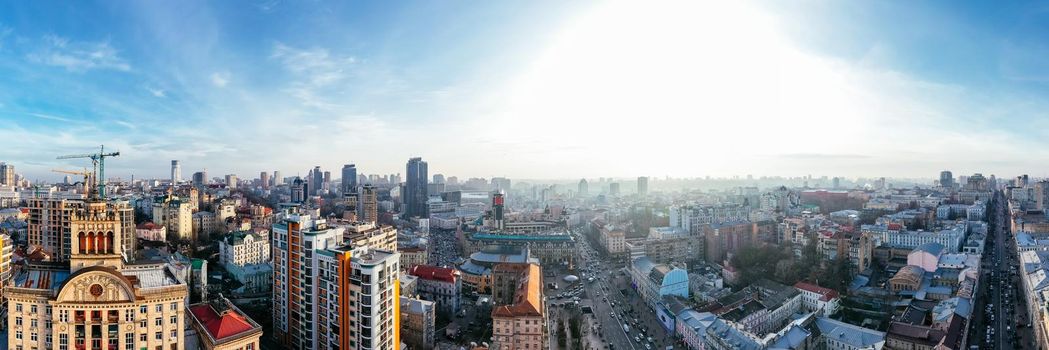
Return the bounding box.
[56,145,120,199]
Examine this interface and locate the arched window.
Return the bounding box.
[78,232,86,254]
[107,232,115,254]
[86,232,95,253]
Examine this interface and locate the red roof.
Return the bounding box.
[189,304,257,341]
[408,265,460,283]
[887,223,903,231]
[137,222,159,230]
[794,281,840,301]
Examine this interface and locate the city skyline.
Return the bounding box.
[4,1,1049,180]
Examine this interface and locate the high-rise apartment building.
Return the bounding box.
[273,208,402,350]
[273,171,281,186]
[432,174,445,184]
[362,184,378,223]
[171,160,181,184]
[7,198,189,350]
[637,176,649,196]
[153,194,193,241]
[272,210,344,349]
[404,157,428,218]
[343,221,398,252]
[0,162,14,186]
[316,245,401,350]
[192,172,206,186]
[261,171,270,190]
[341,164,357,193]
[225,174,238,189]
[940,170,954,189]
[577,179,588,198]
[27,197,82,261]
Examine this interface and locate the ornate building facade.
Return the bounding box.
[6,199,189,350]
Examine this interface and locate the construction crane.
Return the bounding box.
[51,169,93,195]
[56,145,120,199]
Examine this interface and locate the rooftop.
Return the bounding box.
[794,281,840,301]
[408,265,461,283]
[492,263,543,318]
[188,298,262,343]
[814,317,885,348]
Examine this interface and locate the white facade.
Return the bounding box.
[219,230,270,267]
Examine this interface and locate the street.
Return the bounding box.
[969,191,1035,349]
[568,228,679,350]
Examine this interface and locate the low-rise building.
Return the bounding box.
[793,282,840,317]
[890,265,925,293]
[598,223,626,255]
[398,246,429,270]
[408,264,462,314]
[629,256,689,310]
[491,263,547,350]
[187,297,263,350]
[136,222,167,241]
[813,317,885,350]
[219,229,270,267]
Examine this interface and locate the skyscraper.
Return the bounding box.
[171,160,181,184]
[226,174,238,189]
[291,178,305,203]
[939,170,954,189]
[312,166,323,196]
[433,174,445,184]
[577,179,589,198]
[404,157,428,218]
[261,171,270,190]
[637,176,649,196]
[609,182,621,196]
[492,192,505,230]
[341,164,357,193]
[273,170,281,186]
[362,183,378,223]
[0,162,13,186]
[191,171,205,186]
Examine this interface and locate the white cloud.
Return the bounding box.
[210,72,230,87]
[27,35,130,72]
[147,87,166,97]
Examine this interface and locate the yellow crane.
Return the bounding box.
[51,169,94,194]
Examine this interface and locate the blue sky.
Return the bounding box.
[2,1,1049,182]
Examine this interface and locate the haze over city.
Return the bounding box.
[3,1,1049,181]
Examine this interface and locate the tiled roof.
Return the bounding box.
[408,265,460,283]
[794,281,839,301]
[492,264,543,318]
[189,299,260,343]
